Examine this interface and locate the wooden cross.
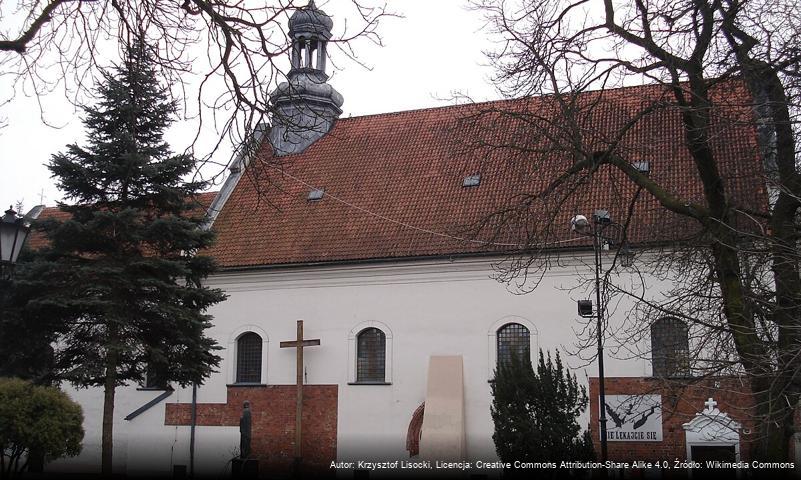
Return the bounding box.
[279,320,320,469]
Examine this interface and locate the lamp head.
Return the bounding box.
[2,206,17,224]
[570,214,589,233]
[0,206,32,268]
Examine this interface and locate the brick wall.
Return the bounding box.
[588,377,757,462]
[165,384,337,474]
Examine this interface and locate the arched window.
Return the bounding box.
[236,332,263,383]
[356,327,386,383]
[651,317,690,377]
[496,323,530,369]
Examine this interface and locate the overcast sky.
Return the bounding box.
[0,1,501,210]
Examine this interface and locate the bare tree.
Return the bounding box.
[464,0,801,461]
[0,0,390,174]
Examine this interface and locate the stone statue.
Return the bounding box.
[239,401,252,459]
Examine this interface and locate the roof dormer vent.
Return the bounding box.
[462,174,481,188]
[633,161,650,176]
[308,188,325,201]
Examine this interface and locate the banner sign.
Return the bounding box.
[601,395,663,442]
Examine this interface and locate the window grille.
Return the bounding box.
[236,332,262,383]
[650,317,690,377]
[496,323,530,369]
[356,328,386,382]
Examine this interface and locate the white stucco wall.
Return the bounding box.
[51,254,662,476]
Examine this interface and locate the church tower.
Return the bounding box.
[269,1,344,156]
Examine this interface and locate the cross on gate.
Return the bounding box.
[280,320,320,471]
[704,397,717,412]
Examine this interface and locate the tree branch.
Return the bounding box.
[0,0,75,53]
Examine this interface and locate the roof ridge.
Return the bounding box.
[336,81,677,122]
[338,97,514,122]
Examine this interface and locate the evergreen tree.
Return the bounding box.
[22,42,226,475]
[491,349,594,473]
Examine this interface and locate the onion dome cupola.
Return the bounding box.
[269,0,344,156]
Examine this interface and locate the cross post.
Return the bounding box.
[280,320,320,472]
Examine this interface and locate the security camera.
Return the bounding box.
[570,214,589,232]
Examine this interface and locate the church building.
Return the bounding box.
[48,1,799,478]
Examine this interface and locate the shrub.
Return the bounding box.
[0,378,83,478]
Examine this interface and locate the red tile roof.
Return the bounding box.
[207,81,766,269]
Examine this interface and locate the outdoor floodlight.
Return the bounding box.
[577,299,594,318]
[593,209,611,225]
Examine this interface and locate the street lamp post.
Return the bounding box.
[571,209,625,465]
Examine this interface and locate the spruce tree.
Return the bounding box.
[491,349,594,472]
[24,42,226,475]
